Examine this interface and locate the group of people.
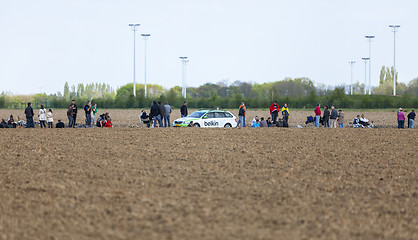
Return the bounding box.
[23,102,58,128]
[66,100,112,128]
[314,104,345,128]
[16,100,112,128]
[4,100,416,130]
[0,115,20,128]
[236,101,290,128]
[397,108,415,129]
[140,101,175,128]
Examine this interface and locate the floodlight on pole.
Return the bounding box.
[141,33,151,98]
[349,61,356,95]
[362,58,370,95]
[365,35,375,95]
[179,57,189,99]
[389,25,400,96]
[129,23,140,97]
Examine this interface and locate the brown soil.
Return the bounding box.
[0,110,417,239]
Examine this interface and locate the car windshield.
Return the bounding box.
[187,111,207,118]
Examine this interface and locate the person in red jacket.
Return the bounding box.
[104,117,113,128]
[314,104,321,127]
[270,101,279,124]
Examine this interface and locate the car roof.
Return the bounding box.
[205,110,230,113]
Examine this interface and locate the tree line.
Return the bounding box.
[1,77,418,110]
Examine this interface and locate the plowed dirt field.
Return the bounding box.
[0,109,417,239]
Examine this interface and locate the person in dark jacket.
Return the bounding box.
[150,100,162,127]
[158,101,166,127]
[181,102,188,117]
[24,102,34,128]
[67,104,75,128]
[329,106,338,128]
[323,106,330,128]
[56,119,65,128]
[407,109,415,128]
[71,100,78,126]
[236,102,246,128]
[84,101,92,126]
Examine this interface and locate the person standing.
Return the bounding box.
[158,101,166,127]
[407,110,415,128]
[181,102,188,118]
[38,104,47,128]
[91,103,97,125]
[329,106,338,128]
[47,109,54,128]
[323,106,330,128]
[236,102,246,128]
[163,101,172,127]
[397,108,405,129]
[84,101,92,126]
[337,110,344,128]
[24,102,34,128]
[150,100,162,127]
[314,104,321,127]
[270,101,279,124]
[67,104,75,128]
[281,103,290,125]
[71,100,78,126]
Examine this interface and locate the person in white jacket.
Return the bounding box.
[47,109,54,128]
[38,105,47,128]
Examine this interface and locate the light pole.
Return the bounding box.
[362,58,369,95]
[129,23,140,97]
[179,57,189,98]
[349,61,356,95]
[389,25,400,96]
[365,35,375,95]
[141,33,151,98]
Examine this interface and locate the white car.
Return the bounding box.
[173,110,237,128]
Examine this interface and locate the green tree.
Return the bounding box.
[64,82,70,100]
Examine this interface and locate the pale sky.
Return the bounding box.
[0,0,417,95]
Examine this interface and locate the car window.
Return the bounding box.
[205,112,215,119]
[224,112,233,118]
[188,111,206,118]
[213,112,225,118]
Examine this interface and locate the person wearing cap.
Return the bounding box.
[397,108,405,129]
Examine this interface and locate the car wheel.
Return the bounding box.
[224,123,232,128]
[193,123,200,127]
